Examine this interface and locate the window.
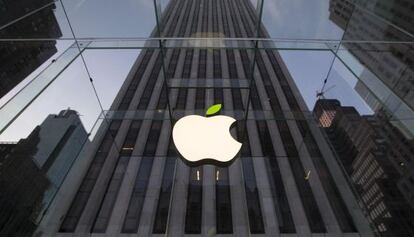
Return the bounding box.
[256,121,295,233]
[198,50,207,79]
[163,0,186,36]
[216,167,233,233]
[118,51,154,110]
[236,125,265,234]
[256,50,326,232]
[60,121,122,232]
[137,53,163,110]
[195,89,205,110]
[92,156,130,232]
[152,143,176,233]
[185,167,203,234]
[182,50,193,78]
[122,121,163,233]
[91,120,142,233]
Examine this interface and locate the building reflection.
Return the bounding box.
[0,109,88,236]
[314,99,414,236]
[325,3,414,233]
[329,0,414,138]
[0,0,62,99]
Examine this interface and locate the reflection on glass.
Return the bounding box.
[0,109,88,236]
[261,0,344,40]
[60,0,157,38]
[0,0,67,39]
[318,3,414,234]
[313,99,414,236]
[1,0,414,236]
[0,43,83,134]
[0,40,59,100]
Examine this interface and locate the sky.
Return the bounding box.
[0,0,374,142]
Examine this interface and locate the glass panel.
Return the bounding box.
[0,50,103,235]
[0,41,82,134]
[311,42,414,235]
[0,46,101,141]
[261,0,346,40]
[59,0,158,38]
[1,0,414,236]
[80,48,141,110]
[0,112,99,236]
[0,0,73,39]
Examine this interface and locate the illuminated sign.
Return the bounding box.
[172,104,242,166]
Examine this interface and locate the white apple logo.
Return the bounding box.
[172,104,242,166]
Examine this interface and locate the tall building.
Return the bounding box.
[329,0,414,138]
[0,109,88,236]
[354,80,382,112]
[313,99,414,236]
[39,0,372,236]
[0,0,62,98]
[0,142,16,163]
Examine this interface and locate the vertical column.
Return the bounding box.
[73,49,160,234]
[167,0,198,235]
[259,49,340,233]
[218,0,250,235]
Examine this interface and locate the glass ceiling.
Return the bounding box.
[1,0,413,141]
[1,0,414,236]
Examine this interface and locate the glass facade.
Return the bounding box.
[0,0,414,236]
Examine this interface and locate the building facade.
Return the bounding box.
[0,0,62,98]
[39,0,373,236]
[314,99,414,236]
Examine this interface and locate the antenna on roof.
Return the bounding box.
[316,85,336,99]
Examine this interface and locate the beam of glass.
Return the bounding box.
[167,78,250,88]
[101,109,365,122]
[333,42,414,138]
[0,42,84,134]
[71,38,336,50]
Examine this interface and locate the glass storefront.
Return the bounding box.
[0,0,413,236]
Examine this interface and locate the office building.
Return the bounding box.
[314,99,414,236]
[0,0,62,98]
[329,0,414,138]
[38,0,373,236]
[0,109,88,236]
[0,142,16,162]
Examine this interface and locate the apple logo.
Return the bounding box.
[172,104,242,166]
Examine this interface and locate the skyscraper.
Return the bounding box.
[0,0,62,98]
[329,0,414,138]
[40,0,372,236]
[0,109,88,237]
[313,99,414,236]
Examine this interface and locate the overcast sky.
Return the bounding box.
[0,0,373,142]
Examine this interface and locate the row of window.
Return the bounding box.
[152,144,177,233]
[60,0,185,233]
[122,121,163,233]
[256,121,296,232]
[159,0,179,36]
[211,44,234,232]
[137,53,164,110]
[222,4,266,231]
[255,51,326,232]
[59,120,122,232]
[189,0,200,36]
[236,125,265,233]
[184,2,206,228]
[118,50,154,110]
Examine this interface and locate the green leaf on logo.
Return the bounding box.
[206,104,222,116]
